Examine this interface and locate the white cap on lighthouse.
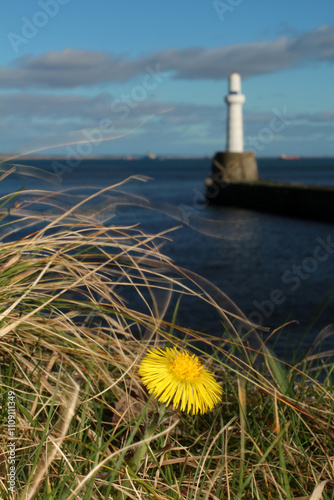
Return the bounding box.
[225,72,245,153]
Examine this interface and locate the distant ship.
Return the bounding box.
[144,152,158,160]
[280,154,300,161]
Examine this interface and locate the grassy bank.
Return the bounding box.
[0,181,333,499]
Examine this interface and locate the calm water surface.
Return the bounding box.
[1,157,334,360]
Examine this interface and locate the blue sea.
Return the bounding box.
[1,156,334,361]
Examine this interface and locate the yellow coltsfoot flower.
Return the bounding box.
[138,347,222,414]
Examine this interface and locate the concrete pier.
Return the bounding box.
[205,72,334,222]
[212,151,258,182]
[205,177,334,222]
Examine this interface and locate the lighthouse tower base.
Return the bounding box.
[210,151,258,183]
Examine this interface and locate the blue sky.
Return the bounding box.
[1,0,334,157]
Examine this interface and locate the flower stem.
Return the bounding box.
[127,402,168,472]
[116,402,169,500]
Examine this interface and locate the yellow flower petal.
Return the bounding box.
[138,347,222,414]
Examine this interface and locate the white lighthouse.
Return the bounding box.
[225,72,245,153]
[206,71,257,189]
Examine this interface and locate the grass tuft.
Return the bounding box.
[0,179,333,499]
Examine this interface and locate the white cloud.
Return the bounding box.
[1,89,332,156]
[0,92,223,154]
[1,25,334,89]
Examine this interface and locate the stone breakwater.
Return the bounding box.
[205,178,334,222]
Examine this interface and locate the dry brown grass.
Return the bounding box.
[0,180,333,499]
